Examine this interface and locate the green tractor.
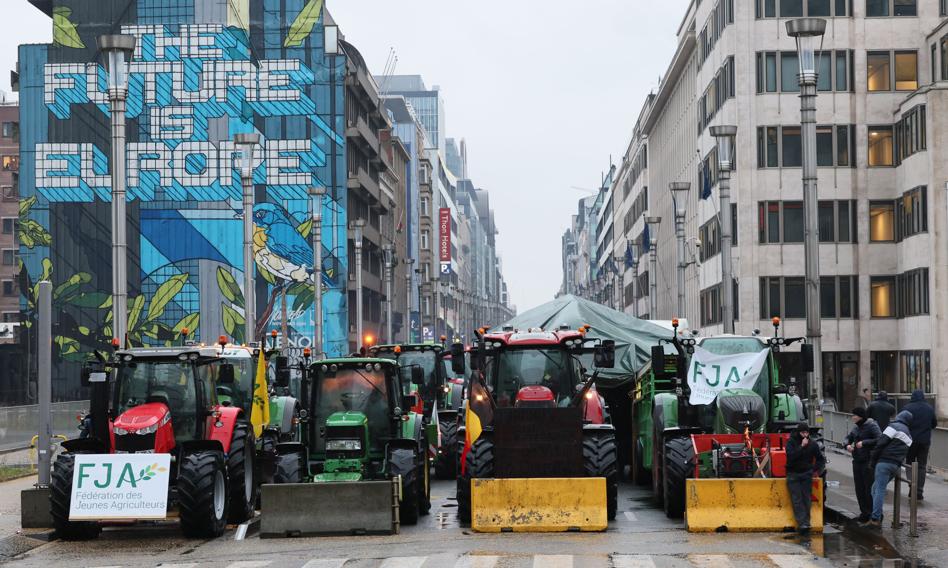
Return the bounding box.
[632,319,814,518]
[260,357,432,536]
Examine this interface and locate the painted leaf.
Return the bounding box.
[66,292,111,309]
[296,218,312,238]
[52,7,86,49]
[216,267,244,308]
[284,0,324,48]
[147,273,189,322]
[77,326,90,336]
[53,272,91,301]
[258,265,277,285]
[20,231,34,249]
[40,258,53,282]
[127,295,145,332]
[291,287,315,313]
[173,312,200,335]
[54,336,80,356]
[21,220,52,248]
[221,303,245,336]
[19,196,36,218]
[286,281,311,296]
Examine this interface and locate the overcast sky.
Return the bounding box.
[0,0,689,313]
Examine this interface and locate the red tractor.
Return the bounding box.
[455,326,618,527]
[50,346,257,539]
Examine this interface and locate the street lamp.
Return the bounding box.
[614,252,625,311]
[351,219,366,350]
[710,125,737,334]
[403,258,415,342]
[309,186,326,357]
[669,182,691,320]
[382,244,395,344]
[97,34,136,347]
[787,17,827,426]
[646,216,661,319]
[440,280,449,340]
[234,132,260,344]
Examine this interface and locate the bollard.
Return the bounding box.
[892,469,901,528]
[36,281,52,488]
[909,462,918,538]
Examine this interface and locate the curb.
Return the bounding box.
[0,530,56,561]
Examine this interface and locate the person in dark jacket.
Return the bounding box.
[867,391,896,430]
[844,407,882,521]
[865,410,913,528]
[903,389,936,500]
[785,422,826,534]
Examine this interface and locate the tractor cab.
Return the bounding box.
[211,345,257,413]
[369,344,443,417]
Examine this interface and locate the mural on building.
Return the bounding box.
[18,0,347,399]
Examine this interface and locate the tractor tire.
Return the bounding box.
[50,453,101,540]
[631,437,651,486]
[662,436,694,519]
[400,474,421,526]
[273,450,305,484]
[418,448,432,516]
[457,437,494,525]
[583,430,619,521]
[226,420,257,523]
[179,450,229,538]
[434,418,459,480]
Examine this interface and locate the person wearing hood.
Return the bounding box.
[865,410,914,528]
[903,389,937,500]
[868,391,896,430]
[844,407,882,521]
[785,422,826,534]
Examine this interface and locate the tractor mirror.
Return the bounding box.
[411,366,425,385]
[274,355,290,388]
[218,363,236,384]
[651,345,666,375]
[450,343,466,375]
[470,349,482,371]
[594,340,616,369]
[800,343,814,373]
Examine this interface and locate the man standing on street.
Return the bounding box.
[868,391,896,430]
[903,389,936,500]
[785,422,825,534]
[865,410,913,528]
[844,407,882,522]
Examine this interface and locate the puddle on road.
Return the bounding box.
[781,524,936,567]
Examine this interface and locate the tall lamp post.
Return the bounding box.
[710,125,737,334]
[787,17,827,426]
[631,256,640,318]
[669,182,691,320]
[97,34,136,346]
[235,133,260,344]
[614,252,625,311]
[439,280,449,340]
[403,258,414,342]
[646,216,661,319]
[309,186,326,357]
[351,219,366,350]
[382,244,395,344]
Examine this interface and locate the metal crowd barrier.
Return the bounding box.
[0,400,87,453]
[823,410,948,472]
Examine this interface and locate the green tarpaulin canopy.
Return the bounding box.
[492,295,675,388]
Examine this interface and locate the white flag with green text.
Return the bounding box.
[687,346,770,405]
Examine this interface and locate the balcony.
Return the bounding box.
[347,166,382,206]
[346,115,379,159]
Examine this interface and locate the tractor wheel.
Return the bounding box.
[631,437,651,486]
[400,473,421,526]
[178,450,229,538]
[583,430,619,521]
[418,447,431,516]
[434,418,459,480]
[662,436,694,519]
[50,453,101,540]
[273,450,305,484]
[226,420,257,523]
[457,437,494,525]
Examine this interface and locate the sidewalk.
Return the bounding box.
[0,474,54,560]
[824,448,948,567]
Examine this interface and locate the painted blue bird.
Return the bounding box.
[252,203,314,284]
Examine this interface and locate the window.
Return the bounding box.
[820,276,858,318]
[781,52,800,92]
[0,186,13,201]
[932,43,938,85]
[756,0,849,16]
[868,50,918,91]
[697,205,738,262]
[700,280,739,327]
[420,197,430,216]
[760,200,856,244]
[867,51,891,91]
[871,277,896,317]
[867,0,915,15]
[893,0,917,15]
[2,312,18,323]
[1,156,17,171]
[1,280,14,296]
[758,50,854,94]
[896,186,927,240]
[698,57,736,132]
[817,200,857,242]
[943,35,948,81]
[895,105,926,164]
[898,268,929,317]
[1,218,15,235]
[1,249,15,266]
[697,0,734,67]
[943,0,948,16]
[867,0,889,15]
[894,51,918,90]
[869,201,895,241]
[760,277,806,319]
[899,351,931,394]
[0,122,16,140]
[421,230,430,250]
[868,126,894,166]
[757,125,854,168]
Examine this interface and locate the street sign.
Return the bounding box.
[69,454,171,520]
[440,263,451,275]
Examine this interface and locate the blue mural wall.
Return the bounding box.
[18,0,347,400]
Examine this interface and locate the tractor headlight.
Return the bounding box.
[325,438,362,451]
[113,426,129,435]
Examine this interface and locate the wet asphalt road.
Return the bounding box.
[2,480,920,568]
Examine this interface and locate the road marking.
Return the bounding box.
[533,555,573,568]
[687,556,733,568]
[455,555,500,568]
[767,555,821,568]
[300,560,348,568]
[612,555,656,568]
[225,563,272,568]
[623,511,638,522]
[379,557,428,568]
[157,565,198,568]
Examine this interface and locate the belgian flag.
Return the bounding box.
[460,376,493,475]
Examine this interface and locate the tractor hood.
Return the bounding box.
[716,388,766,433]
[113,402,170,434]
[326,411,368,428]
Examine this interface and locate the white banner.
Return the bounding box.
[69,454,171,520]
[687,346,770,405]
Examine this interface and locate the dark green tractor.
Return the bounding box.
[260,358,432,536]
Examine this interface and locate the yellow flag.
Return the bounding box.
[251,351,270,438]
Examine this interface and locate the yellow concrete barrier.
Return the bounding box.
[685,478,823,532]
[471,477,607,532]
